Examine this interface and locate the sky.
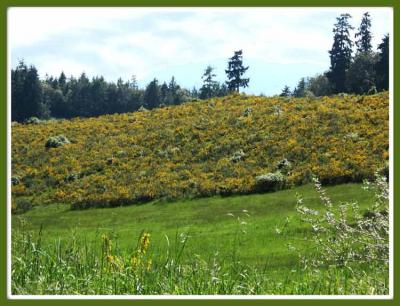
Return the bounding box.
[8,7,392,95]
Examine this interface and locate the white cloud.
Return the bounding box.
[8,7,146,48]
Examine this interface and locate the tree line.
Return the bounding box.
[281,12,389,98]
[12,12,389,122]
[11,50,249,122]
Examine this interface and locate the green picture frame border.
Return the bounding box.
[1,1,397,305]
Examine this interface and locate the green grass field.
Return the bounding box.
[12,182,389,295]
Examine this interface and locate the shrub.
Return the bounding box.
[116,150,127,158]
[11,176,20,185]
[138,106,149,112]
[255,171,286,192]
[243,107,252,117]
[230,150,246,162]
[11,92,388,209]
[24,117,42,124]
[45,135,70,148]
[337,92,349,98]
[379,161,389,182]
[344,132,360,141]
[65,173,80,182]
[276,158,292,175]
[14,199,33,214]
[296,173,389,269]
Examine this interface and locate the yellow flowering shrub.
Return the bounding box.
[11,92,389,209]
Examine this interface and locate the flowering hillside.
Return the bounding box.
[11,92,388,210]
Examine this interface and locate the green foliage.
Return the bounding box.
[13,198,33,214]
[12,64,202,122]
[355,12,372,53]
[11,176,21,186]
[230,149,246,162]
[346,52,378,94]
[307,74,332,97]
[376,34,389,91]
[327,14,354,93]
[12,93,388,209]
[45,135,70,148]
[225,50,249,92]
[255,171,286,192]
[293,78,307,97]
[143,78,161,109]
[279,85,291,97]
[24,117,42,125]
[11,184,388,294]
[12,61,48,122]
[292,13,387,98]
[276,158,292,175]
[199,66,217,99]
[296,173,388,276]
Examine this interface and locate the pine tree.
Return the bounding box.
[159,82,169,104]
[191,87,199,99]
[199,66,217,99]
[143,79,160,109]
[167,76,181,105]
[58,72,67,94]
[355,12,372,53]
[225,50,249,92]
[130,75,138,90]
[293,78,307,97]
[11,61,46,121]
[327,14,354,93]
[279,85,291,97]
[376,34,389,91]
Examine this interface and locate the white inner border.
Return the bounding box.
[6,6,394,300]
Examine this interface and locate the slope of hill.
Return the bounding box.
[11,92,388,210]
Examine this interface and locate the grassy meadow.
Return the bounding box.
[12,183,389,295]
[11,93,389,295]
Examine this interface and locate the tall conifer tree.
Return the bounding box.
[225,50,249,92]
[355,12,372,53]
[327,14,354,93]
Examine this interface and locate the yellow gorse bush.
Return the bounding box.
[11,93,388,209]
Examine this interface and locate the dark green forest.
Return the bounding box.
[12,12,389,122]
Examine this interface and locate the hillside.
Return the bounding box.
[11,92,388,210]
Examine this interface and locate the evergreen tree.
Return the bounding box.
[159,82,169,104]
[199,66,217,99]
[346,52,378,94]
[143,79,160,109]
[279,85,291,97]
[167,76,181,105]
[42,83,66,118]
[191,87,199,99]
[215,83,229,97]
[168,76,178,94]
[58,72,67,94]
[73,73,91,117]
[327,14,354,93]
[355,12,372,53]
[293,78,307,97]
[11,61,46,121]
[130,75,138,90]
[90,76,108,116]
[376,34,389,91]
[225,50,249,92]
